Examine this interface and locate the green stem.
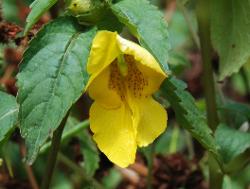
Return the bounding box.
[208,155,223,189]
[196,0,219,131]
[196,1,222,189]
[169,126,179,154]
[185,130,194,159]
[41,112,69,189]
[146,144,155,189]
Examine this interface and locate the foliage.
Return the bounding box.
[24,0,58,34]
[17,17,96,163]
[211,0,250,79]
[0,0,250,188]
[0,91,18,144]
[215,124,250,164]
[111,0,170,72]
[219,100,250,128]
[161,77,222,164]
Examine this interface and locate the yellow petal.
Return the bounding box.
[86,31,120,90]
[130,97,167,147]
[117,35,166,76]
[136,62,166,96]
[87,31,120,74]
[88,67,121,109]
[89,102,137,167]
[117,36,167,95]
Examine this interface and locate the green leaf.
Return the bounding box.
[211,0,250,79]
[101,168,122,189]
[223,168,250,189]
[220,101,250,120]
[168,10,193,49]
[218,101,250,128]
[155,126,186,155]
[161,77,221,163]
[215,124,250,163]
[17,16,96,164]
[168,51,190,75]
[24,0,58,35]
[0,91,18,144]
[97,10,124,32]
[2,0,19,23]
[80,130,100,177]
[61,117,99,176]
[111,0,170,72]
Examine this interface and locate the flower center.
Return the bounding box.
[108,55,149,99]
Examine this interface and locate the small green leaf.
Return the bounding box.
[17,16,96,163]
[223,167,250,189]
[168,10,193,49]
[111,0,170,72]
[80,130,100,177]
[215,124,250,163]
[0,91,18,144]
[211,0,250,79]
[102,168,122,189]
[220,101,250,120]
[62,117,99,176]
[161,77,222,163]
[2,0,19,23]
[219,101,250,128]
[168,51,190,75]
[24,0,58,35]
[154,127,186,155]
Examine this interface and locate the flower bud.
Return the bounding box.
[66,0,108,25]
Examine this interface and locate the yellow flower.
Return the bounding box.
[86,31,168,167]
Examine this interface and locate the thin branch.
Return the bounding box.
[41,112,70,189]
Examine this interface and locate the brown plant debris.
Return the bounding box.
[118,153,207,189]
[0,22,22,44]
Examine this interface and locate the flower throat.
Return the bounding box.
[108,55,149,99]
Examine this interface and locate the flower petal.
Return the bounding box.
[90,102,137,167]
[117,35,166,77]
[86,31,120,90]
[130,97,167,147]
[87,31,120,74]
[117,36,167,95]
[136,62,166,96]
[88,67,122,109]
